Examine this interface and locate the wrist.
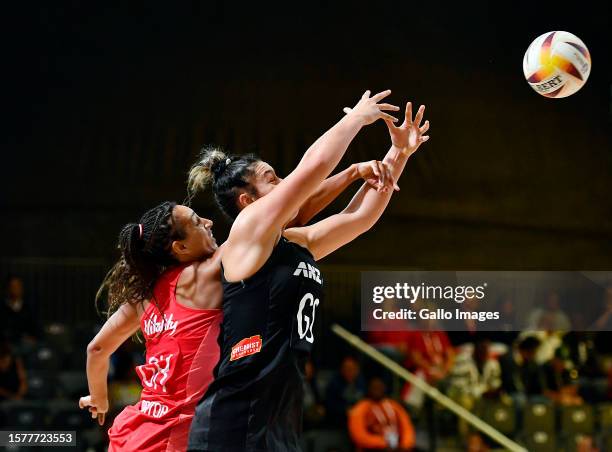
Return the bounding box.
[341,112,366,130]
[90,391,108,403]
[348,163,360,181]
[389,144,410,160]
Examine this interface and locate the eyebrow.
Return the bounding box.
[263,169,275,178]
[190,211,198,222]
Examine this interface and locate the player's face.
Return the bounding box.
[243,161,298,223]
[7,278,23,299]
[248,161,282,198]
[368,378,386,401]
[171,205,217,261]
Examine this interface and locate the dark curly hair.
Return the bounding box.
[96,201,186,317]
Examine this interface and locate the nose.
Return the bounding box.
[205,219,213,228]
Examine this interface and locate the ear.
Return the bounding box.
[237,192,255,209]
[171,240,187,257]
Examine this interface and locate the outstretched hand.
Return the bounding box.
[384,102,430,157]
[343,90,399,125]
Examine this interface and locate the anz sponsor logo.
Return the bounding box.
[293,262,322,284]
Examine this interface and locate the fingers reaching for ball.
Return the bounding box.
[343,89,399,125]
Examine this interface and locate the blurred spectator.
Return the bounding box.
[448,338,501,401]
[1,275,41,346]
[526,290,571,331]
[519,330,563,364]
[367,329,412,364]
[591,283,612,331]
[576,436,598,452]
[348,377,415,451]
[487,295,519,345]
[563,332,599,376]
[325,355,366,428]
[401,325,454,408]
[499,336,546,398]
[542,346,582,405]
[0,341,27,401]
[448,339,501,438]
[303,359,325,430]
[448,295,481,346]
[367,326,414,395]
[466,432,490,452]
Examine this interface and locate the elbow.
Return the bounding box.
[303,154,331,176]
[86,340,105,357]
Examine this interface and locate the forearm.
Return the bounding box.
[86,349,110,401]
[17,379,27,398]
[16,360,27,397]
[291,164,360,226]
[298,115,363,188]
[239,114,364,239]
[288,145,411,260]
[343,145,409,227]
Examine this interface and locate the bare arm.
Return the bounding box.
[285,102,430,260]
[15,358,27,399]
[289,161,397,227]
[223,90,399,281]
[79,303,141,425]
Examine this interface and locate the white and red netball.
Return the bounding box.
[523,31,591,98]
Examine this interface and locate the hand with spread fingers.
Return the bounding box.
[384,102,430,157]
[342,89,400,125]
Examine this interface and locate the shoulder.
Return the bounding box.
[386,399,405,411]
[194,248,223,282]
[226,204,264,244]
[349,399,370,414]
[189,249,224,310]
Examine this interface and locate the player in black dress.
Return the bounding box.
[187,91,430,451]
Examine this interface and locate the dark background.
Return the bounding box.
[2,1,612,270]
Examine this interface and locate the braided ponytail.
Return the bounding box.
[96,201,186,317]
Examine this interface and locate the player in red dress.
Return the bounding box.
[79,201,223,452]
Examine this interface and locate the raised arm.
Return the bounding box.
[289,161,398,227]
[223,90,399,280]
[79,303,141,425]
[285,102,429,260]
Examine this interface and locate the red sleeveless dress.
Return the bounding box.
[108,265,222,452]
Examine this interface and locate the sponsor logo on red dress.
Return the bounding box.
[230,335,262,361]
[140,399,169,418]
[136,354,174,393]
[143,313,178,336]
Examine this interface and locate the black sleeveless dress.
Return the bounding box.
[188,236,324,452]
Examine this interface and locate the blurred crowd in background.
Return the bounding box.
[1,275,611,452]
